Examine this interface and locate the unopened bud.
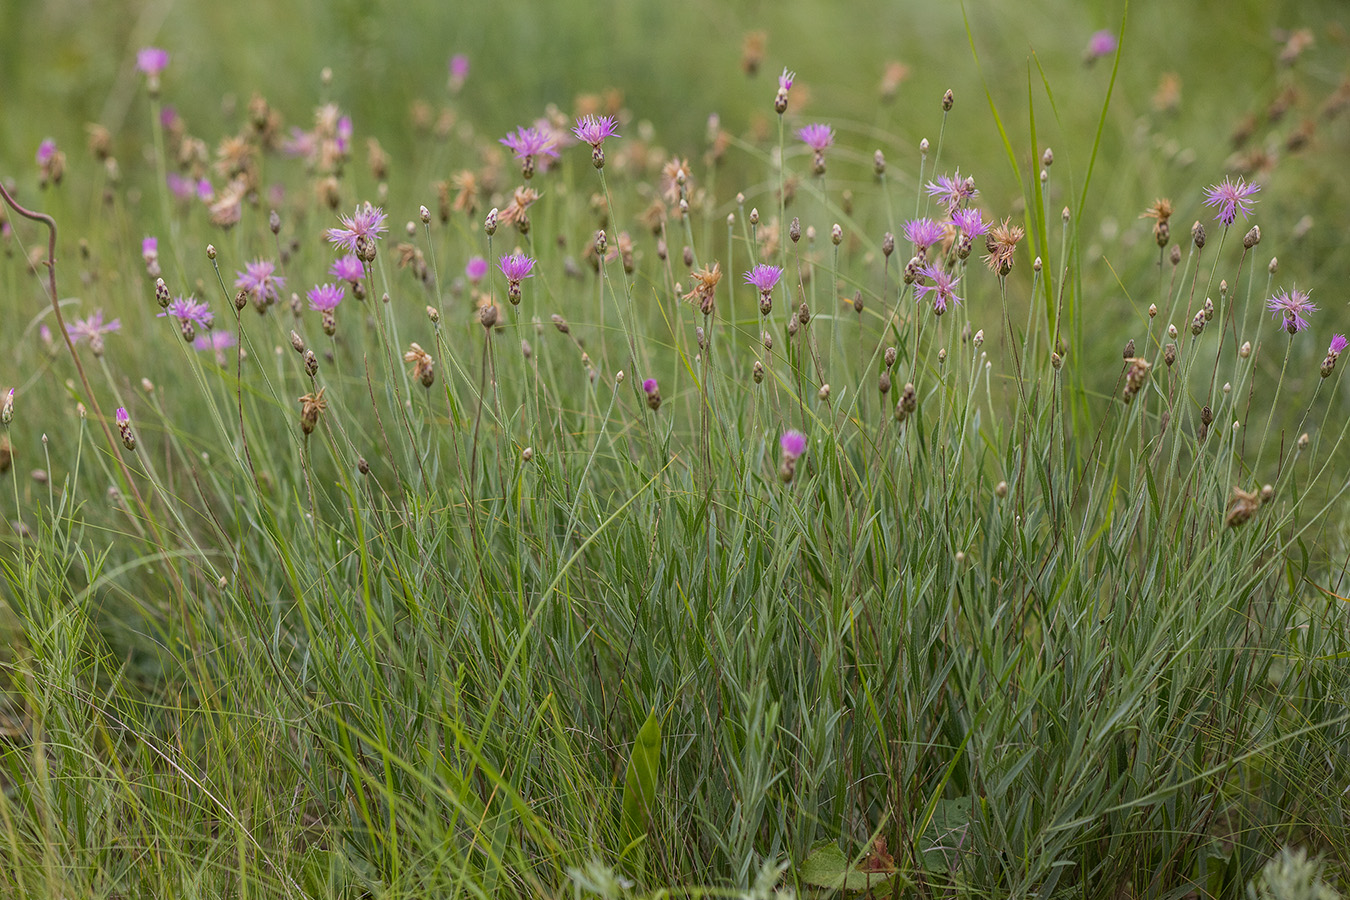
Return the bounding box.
[1239,341,1251,358]
[831,223,842,246]
[206,244,217,260]
[1148,303,1157,318]
[874,149,886,176]
[1042,147,1054,167]
[789,217,801,243]
[419,205,431,224]
[749,208,759,225]
[485,208,498,235]
[882,232,895,258]
[426,305,440,323]
[1192,221,1206,249]
[480,304,499,329]
[269,210,281,234]
[942,89,954,111]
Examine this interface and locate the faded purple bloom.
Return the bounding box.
[642,378,659,394]
[1266,287,1316,333]
[159,105,179,130]
[137,47,169,76]
[925,170,978,213]
[744,263,783,293]
[166,172,192,200]
[116,407,129,426]
[1085,30,1117,62]
[336,116,353,155]
[325,204,388,253]
[449,54,469,83]
[498,252,536,283]
[159,296,214,329]
[235,259,286,304]
[952,207,989,239]
[329,254,365,284]
[913,263,963,315]
[774,68,795,113]
[903,217,946,254]
[36,139,55,166]
[797,123,835,152]
[196,178,214,202]
[67,309,122,344]
[780,429,807,460]
[572,115,619,148]
[1330,334,1349,357]
[778,68,795,92]
[193,330,238,365]
[142,236,158,261]
[280,127,316,159]
[307,283,345,312]
[466,256,488,283]
[500,126,559,162]
[1202,176,1260,226]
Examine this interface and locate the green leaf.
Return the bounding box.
[799,842,902,895]
[618,706,662,864]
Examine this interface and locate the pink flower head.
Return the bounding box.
[500,126,559,162]
[336,116,353,154]
[159,105,180,130]
[1202,176,1260,227]
[196,178,214,202]
[952,207,989,239]
[449,54,469,82]
[36,139,56,167]
[281,127,316,160]
[193,330,238,353]
[774,68,796,113]
[142,236,158,261]
[67,309,122,344]
[778,68,795,92]
[903,217,946,254]
[159,296,214,329]
[643,378,659,395]
[780,429,807,460]
[498,252,536,284]
[925,170,978,213]
[1266,287,1316,333]
[797,123,835,153]
[743,263,783,294]
[116,407,130,427]
[137,47,169,76]
[466,256,488,283]
[235,259,286,303]
[325,204,388,253]
[329,254,365,284]
[572,115,619,148]
[1330,334,1349,358]
[913,263,963,315]
[307,283,345,312]
[1085,30,1117,62]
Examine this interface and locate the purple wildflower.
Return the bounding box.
[466,256,488,283]
[903,217,946,255]
[925,170,978,213]
[952,207,989,238]
[159,296,214,328]
[1330,334,1349,357]
[1202,176,1260,227]
[330,254,365,284]
[1085,30,1117,63]
[336,116,353,155]
[448,54,469,91]
[36,139,56,167]
[142,236,158,261]
[159,105,179,130]
[779,68,795,92]
[744,263,783,293]
[642,378,659,394]
[115,406,136,450]
[913,263,963,315]
[325,204,388,259]
[572,115,619,148]
[196,178,214,202]
[307,283,345,312]
[67,310,122,355]
[137,47,170,76]
[280,127,316,160]
[235,259,286,305]
[498,252,536,283]
[780,429,807,460]
[642,378,662,411]
[797,123,835,152]
[500,125,559,178]
[193,330,238,352]
[1266,287,1316,334]
[774,68,795,114]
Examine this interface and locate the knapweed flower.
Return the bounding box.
[572,115,619,168]
[1202,176,1260,227]
[330,253,364,285]
[774,67,795,114]
[35,138,64,187]
[744,263,783,316]
[985,218,1025,276]
[925,170,978,213]
[142,236,160,276]
[1266,287,1316,334]
[308,283,345,335]
[682,262,723,316]
[325,203,388,262]
[159,295,213,342]
[500,125,559,179]
[448,54,469,92]
[404,342,435,388]
[779,429,807,482]
[903,218,946,257]
[193,329,238,365]
[498,252,536,305]
[36,139,56,166]
[116,407,136,451]
[797,123,835,175]
[235,258,285,311]
[67,310,122,357]
[1084,30,1117,64]
[913,263,963,315]
[466,255,488,284]
[952,207,988,259]
[642,378,661,411]
[136,47,169,76]
[1321,333,1347,378]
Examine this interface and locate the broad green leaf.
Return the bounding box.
[618,706,662,863]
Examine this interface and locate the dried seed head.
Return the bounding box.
[938,348,947,365]
[1225,486,1261,527]
[426,305,440,323]
[1201,405,1214,426]
[995,480,1009,498]
[234,288,248,312]
[818,383,830,402]
[894,382,917,423]
[879,371,892,394]
[1170,245,1182,266]
[551,314,570,334]
[762,331,773,351]
[1033,256,1043,273]
[1123,339,1135,359]
[297,387,327,435]
[290,331,306,354]
[1243,225,1261,248]
[882,232,895,257]
[358,457,370,474]
[789,217,801,243]
[884,346,897,368]
[787,317,799,337]
[1260,484,1274,503]
[480,304,499,329]
[798,302,811,325]
[1191,221,1206,249]
[853,291,863,313]
[1164,343,1176,367]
